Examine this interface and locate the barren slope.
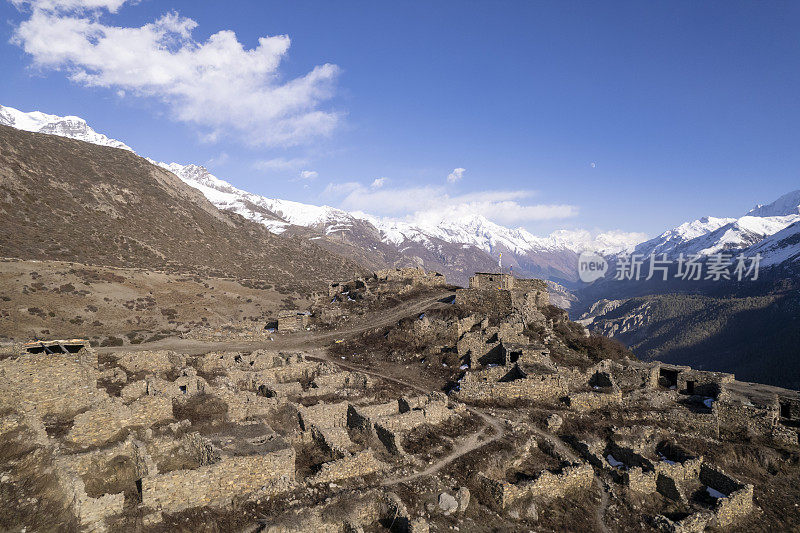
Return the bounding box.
[0,125,367,294]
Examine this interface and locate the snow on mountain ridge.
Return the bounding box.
[4,102,797,274]
[147,160,357,235]
[746,221,800,267]
[633,216,736,257]
[0,104,133,151]
[0,103,648,262]
[747,190,800,217]
[353,211,643,256]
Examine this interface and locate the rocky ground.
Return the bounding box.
[0,270,798,532]
[0,258,302,348]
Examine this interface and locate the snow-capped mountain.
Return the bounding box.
[745,221,800,267]
[3,103,798,284]
[747,189,800,217]
[632,216,737,258]
[356,212,641,257]
[629,192,800,261]
[154,161,629,283]
[0,104,133,152]
[149,161,375,237]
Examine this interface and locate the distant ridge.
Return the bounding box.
[2,103,798,284]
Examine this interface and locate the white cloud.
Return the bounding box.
[446,167,465,184]
[10,1,340,146]
[322,182,577,225]
[298,170,318,180]
[252,157,308,172]
[11,0,128,12]
[371,177,387,189]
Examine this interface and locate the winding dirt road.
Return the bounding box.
[97,290,454,357]
[97,288,610,530]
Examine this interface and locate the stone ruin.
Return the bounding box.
[575,426,754,531]
[0,337,473,531]
[375,267,448,287]
[2,269,799,531]
[472,435,594,512]
[327,267,447,303]
[455,273,550,325]
[413,271,795,529]
[276,310,311,333]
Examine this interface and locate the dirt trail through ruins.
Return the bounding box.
[307,350,610,532]
[305,348,505,486]
[97,291,454,356]
[96,288,610,530]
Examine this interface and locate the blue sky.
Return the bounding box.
[2,0,799,238]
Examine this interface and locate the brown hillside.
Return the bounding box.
[0,125,367,292]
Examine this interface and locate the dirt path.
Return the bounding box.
[310,349,609,531]
[97,287,610,530]
[305,348,506,486]
[97,290,454,356]
[594,477,611,533]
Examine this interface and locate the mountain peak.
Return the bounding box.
[0,104,133,152]
[748,190,800,217]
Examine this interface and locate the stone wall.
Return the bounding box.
[308,450,385,484]
[67,474,125,532]
[468,273,515,290]
[699,464,753,527]
[453,314,481,337]
[66,395,172,448]
[566,390,623,411]
[455,289,514,322]
[0,353,103,416]
[456,329,503,368]
[474,463,593,510]
[526,462,594,498]
[375,267,447,287]
[624,467,657,493]
[611,362,660,392]
[771,424,799,447]
[313,371,372,391]
[455,367,568,404]
[56,440,135,480]
[142,444,295,513]
[779,397,800,420]
[116,350,185,375]
[213,387,281,422]
[653,511,713,533]
[715,398,778,436]
[195,350,305,374]
[350,400,400,424]
[277,312,310,332]
[299,401,349,430]
[313,426,354,456]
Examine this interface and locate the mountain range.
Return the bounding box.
[627,191,800,263]
[2,103,798,287]
[0,104,645,285]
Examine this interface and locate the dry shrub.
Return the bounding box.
[172,393,228,427]
[83,455,138,500]
[0,425,79,531]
